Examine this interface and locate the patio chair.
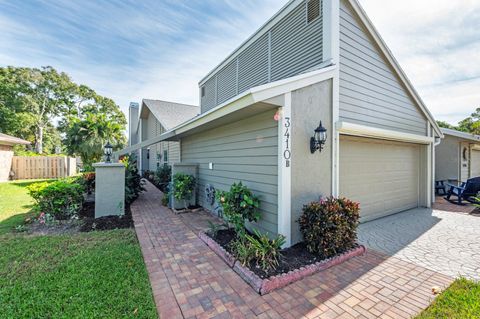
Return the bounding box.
[435,180,447,195]
[445,177,480,205]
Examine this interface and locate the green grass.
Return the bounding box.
[0,179,48,235]
[0,230,157,318]
[416,278,480,319]
[0,180,157,318]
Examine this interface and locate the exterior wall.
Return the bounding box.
[181,110,279,235]
[460,141,470,182]
[200,0,324,113]
[291,79,332,244]
[435,135,461,182]
[0,144,13,182]
[140,110,181,172]
[339,0,428,135]
[128,103,139,146]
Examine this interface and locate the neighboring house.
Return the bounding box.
[436,128,480,183]
[119,0,442,246]
[0,133,30,182]
[128,100,199,173]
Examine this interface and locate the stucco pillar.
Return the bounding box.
[93,162,125,218]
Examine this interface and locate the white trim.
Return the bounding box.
[322,0,332,62]
[337,121,435,144]
[441,128,480,142]
[115,66,337,157]
[277,95,292,247]
[426,125,432,207]
[331,0,340,197]
[199,0,303,86]
[346,0,443,138]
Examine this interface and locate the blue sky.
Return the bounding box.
[1,0,479,125]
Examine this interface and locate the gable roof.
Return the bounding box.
[441,128,480,143]
[141,99,200,131]
[0,133,30,146]
[347,0,442,138]
[198,0,443,138]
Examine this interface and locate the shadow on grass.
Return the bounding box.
[0,211,35,235]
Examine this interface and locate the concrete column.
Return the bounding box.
[93,162,125,218]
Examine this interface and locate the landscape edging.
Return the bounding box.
[198,231,366,295]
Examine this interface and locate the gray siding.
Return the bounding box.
[339,0,427,135]
[200,0,323,113]
[181,110,278,235]
[142,111,181,172]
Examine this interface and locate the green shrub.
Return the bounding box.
[298,197,360,257]
[161,194,169,207]
[216,182,260,237]
[122,153,145,205]
[154,164,171,192]
[231,230,285,271]
[27,179,85,220]
[172,173,196,209]
[81,172,96,194]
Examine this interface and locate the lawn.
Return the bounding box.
[0,179,158,318]
[0,179,47,234]
[417,278,480,319]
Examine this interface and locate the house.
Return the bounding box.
[435,128,480,184]
[118,0,442,246]
[128,100,199,173]
[0,133,30,182]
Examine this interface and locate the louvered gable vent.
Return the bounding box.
[307,0,320,23]
[199,0,324,113]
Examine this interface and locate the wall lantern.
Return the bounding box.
[104,141,113,163]
[310,121,327,153]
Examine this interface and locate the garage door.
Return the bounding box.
[340,135,420,222]
[471,149,480,178]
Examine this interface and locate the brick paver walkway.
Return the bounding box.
[132,181,453,319]
[432,196,478,215]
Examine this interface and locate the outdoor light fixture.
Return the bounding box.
[310,121,327,153]
[104,141,113,163]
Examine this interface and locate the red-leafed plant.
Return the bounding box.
[298,197,360,258]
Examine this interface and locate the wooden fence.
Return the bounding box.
[11,156,77,180]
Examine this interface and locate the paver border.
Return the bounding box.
[198,231,366,295]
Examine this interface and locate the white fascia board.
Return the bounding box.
[347,0,443,139]
[176,65,337,136]
[115,66,338,157]
[198,0,303,86]
[337,121,435,144]
[441,128,480,142]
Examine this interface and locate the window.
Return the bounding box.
[307,0,320,23]
[201,86,206,97]
[163,150,168,163]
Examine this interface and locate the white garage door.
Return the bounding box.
[340,135,420,222]
[471,149,480,178]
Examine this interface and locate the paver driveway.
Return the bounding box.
[358,207,480,280]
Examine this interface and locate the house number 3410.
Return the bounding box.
[283,117,291,167]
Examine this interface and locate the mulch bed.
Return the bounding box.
[79,201,134,232]
[208,228,359,279]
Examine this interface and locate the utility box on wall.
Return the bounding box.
[93,162,125,218]
[170,163,198,210]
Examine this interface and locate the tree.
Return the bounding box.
[63,99,126,166]
[436,121,455,130]
[0,66,76,153]
[457,108,480,135]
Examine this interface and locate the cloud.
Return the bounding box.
[1,0,479,127]
[358,0,480,124]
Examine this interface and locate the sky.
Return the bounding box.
[1,0,479,126]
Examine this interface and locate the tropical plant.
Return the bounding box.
[298,197,360,257]
[154,164,171,192]
[215,182,260,237]
[230,230,285,271]
[172,173,196,209]
[122,153,145,205]
[27,179,85,220]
